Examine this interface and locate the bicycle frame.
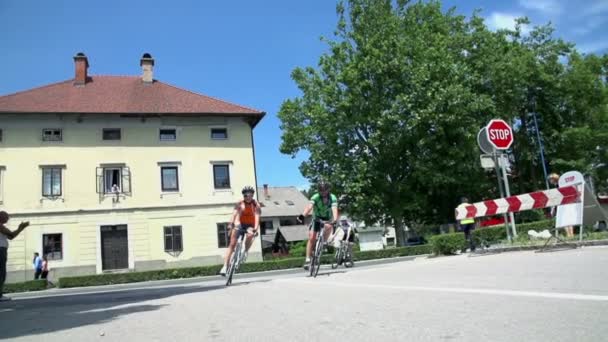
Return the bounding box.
[332,223,354,269]
[309,218,333,278]
[226,228,257,286]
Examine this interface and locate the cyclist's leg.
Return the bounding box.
[242,224,255,251]
[347,229,355,255]
[332,227,344,247]
[221,227,239,275]
[224,229,237,265]
[306,230,317,259]
[322,222,333,244]
[304,221,320,268]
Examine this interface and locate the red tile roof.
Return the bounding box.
[0,76,264,124]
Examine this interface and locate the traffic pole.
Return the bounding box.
[499,154,517,238]
[493,152,512,242]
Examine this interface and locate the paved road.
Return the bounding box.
[1,247,607,341]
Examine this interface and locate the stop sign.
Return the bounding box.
[485,119,514,150]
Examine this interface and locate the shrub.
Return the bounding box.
[288,240,308,257]
[430,234,466,255]
[586,231,608,240]
[472,219,555,246]
[3,280,48,293]
[515,209,546,223]
[473,226,506,245]
[516,219,554,234]
[58,245,432,288]
[354,245,432,260]
[58,265,222,288]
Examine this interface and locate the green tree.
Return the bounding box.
[548,53,608,193]
[473,22,608,194]
[279,0,495,245]
[278,0,608,245]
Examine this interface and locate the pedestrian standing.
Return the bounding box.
[41,255,49,280]
[33,252,42,279]
[456,197,476,252]
[0,211,30,301]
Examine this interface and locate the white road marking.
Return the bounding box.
[279,279,608,302]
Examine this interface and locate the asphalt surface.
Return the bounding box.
[1,247,607,341]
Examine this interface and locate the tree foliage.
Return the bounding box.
[278,0,608,245]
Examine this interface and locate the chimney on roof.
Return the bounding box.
[263,184,269,198]
[73,52,89,85]
[140,53,154,83]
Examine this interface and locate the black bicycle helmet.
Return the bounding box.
[242,186,255,195]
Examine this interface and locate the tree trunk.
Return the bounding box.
[393,215,407,247]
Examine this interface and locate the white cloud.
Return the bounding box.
[519,0,562,15]
[486,12,531,34]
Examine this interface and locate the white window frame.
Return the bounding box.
[159,127,178,142]
[42,233,64,261]
[40,165,65,198]
[210,126,229,140]
[164,225,183,254]
[209,160,233,193]
[42,128,63,142]
[97,164,131,196]
[158,161,182,195]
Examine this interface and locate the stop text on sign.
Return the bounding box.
[489,129,511,140]
[485,119,514,150]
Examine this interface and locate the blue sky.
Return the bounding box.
[1,0,607,190]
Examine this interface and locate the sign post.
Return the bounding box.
[478,127,511,241]
[485,119,516,238]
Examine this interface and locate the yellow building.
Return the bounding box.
[0,53,265,283]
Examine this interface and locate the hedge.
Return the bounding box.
[56,245,431,289]
[429,234,466,255]
[58,265,223,288]
[431,219,568,255]
[3,279,48,294]
[353,244,431,260]
[472,219,556,245]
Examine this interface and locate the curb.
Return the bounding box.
[6,254,429,300]
[471,239,608,255]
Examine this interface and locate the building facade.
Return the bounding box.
[257,185,310,254]
[0,53,264,282]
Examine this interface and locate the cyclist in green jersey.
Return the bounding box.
[297,181,339,270]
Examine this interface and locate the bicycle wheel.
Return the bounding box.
[308,235,317,277]
[235,240,245,272]
[331,243,342,269]
[344,249,354,268]
[312,235,323,278]
[226,240,241,286]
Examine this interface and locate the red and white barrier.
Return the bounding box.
[455,185,581,220]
